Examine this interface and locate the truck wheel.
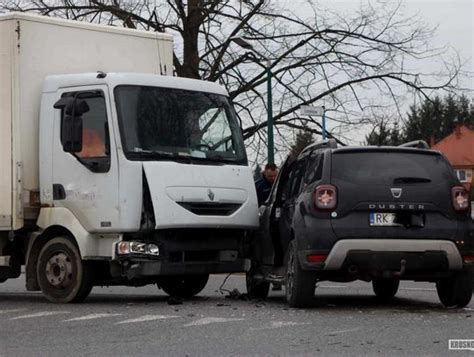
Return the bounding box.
[246,266,270,299]
[436,269,473,308]
[37,237,92,303]
[159,274,209,298]
[285,240,315,308]
[372,278,399,301]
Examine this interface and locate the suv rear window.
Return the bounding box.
[331,151,455,185]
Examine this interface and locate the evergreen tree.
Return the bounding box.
[366,120,393,145]
[403,95,473,144]
[291,129,314,156]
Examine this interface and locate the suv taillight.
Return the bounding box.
[313,184,337,210]
[451,186,470,212]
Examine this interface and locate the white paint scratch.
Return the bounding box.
[0,309,27,315]
[64,313,122,322]
[325,327,361,336]
[184,317,244,327]
[10,311,69,320]
[251,321,311,330]
[116,315,179,324]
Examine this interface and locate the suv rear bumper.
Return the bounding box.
[301,239,464,271]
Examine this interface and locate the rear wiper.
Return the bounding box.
[393,176,432,184]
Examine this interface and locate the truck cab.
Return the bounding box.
[23,72,258,302]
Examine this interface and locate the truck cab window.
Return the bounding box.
[60,91,110,173]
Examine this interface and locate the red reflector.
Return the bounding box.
[463,255,474,264]
[313,184,337,210]
[451,186,469,212]
[307,255,327,263]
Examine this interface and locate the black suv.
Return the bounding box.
[247,139,473,308]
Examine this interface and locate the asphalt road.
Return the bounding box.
[0,274,472,356]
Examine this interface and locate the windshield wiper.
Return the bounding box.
[393,176,432,184]
[206,154,239,163]
[129,149,192,163]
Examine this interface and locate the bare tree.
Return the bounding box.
[1,0,462,163]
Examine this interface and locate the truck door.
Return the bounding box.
[52,86,119,232]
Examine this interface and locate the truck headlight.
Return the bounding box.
[116,241,160,257]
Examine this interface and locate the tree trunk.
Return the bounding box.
[180,0,202,79]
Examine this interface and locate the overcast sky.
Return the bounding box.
[274,0,474,147]
[316,0,473,89]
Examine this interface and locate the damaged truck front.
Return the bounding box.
[0,13,258,303]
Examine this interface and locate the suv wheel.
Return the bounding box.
[436,268,473,308]
[285,240,315,308]
[372,278,399,301]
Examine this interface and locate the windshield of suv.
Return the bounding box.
[114,85,247,164]
[331,151,455,185]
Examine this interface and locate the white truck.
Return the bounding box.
[0,13,259,303]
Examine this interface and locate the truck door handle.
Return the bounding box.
[53,184,66,200]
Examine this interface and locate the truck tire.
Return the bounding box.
[436,268,473,308]
[37,237,93,303]
[246,266,270,299]
[285,240,315,308]
[372,278,399,301]
[159,274,209,298]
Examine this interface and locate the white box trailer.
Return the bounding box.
[0,13,258,303]
[0,13,173,231]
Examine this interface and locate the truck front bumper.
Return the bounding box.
[112,258,250,280]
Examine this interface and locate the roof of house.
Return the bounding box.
[432,125,474,167]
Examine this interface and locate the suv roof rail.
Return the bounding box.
[398,140,430,149]
[301,138,338,154]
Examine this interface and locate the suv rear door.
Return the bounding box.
[330,148,461,240]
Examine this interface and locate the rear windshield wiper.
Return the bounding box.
[393,176,432,184]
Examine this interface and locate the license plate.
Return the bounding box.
[369,212,398,226]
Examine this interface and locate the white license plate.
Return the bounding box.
[369,212,398,226]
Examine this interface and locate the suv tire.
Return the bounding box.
[372,278,399,301]
[285,240,315,308]
[436,268,473,308]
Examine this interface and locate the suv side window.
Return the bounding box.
[281,166,294,201]
[60,90,110,173]
[288,158,308,198]
[305,152,323,184]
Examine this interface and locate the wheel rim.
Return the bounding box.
[45,252,73,289]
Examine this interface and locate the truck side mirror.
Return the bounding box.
[55,96,88,153]
[61,115,83,153]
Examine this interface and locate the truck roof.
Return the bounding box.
[0,12,172,42]
[43,73,229,97]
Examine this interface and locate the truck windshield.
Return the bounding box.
[114,85,247,164]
